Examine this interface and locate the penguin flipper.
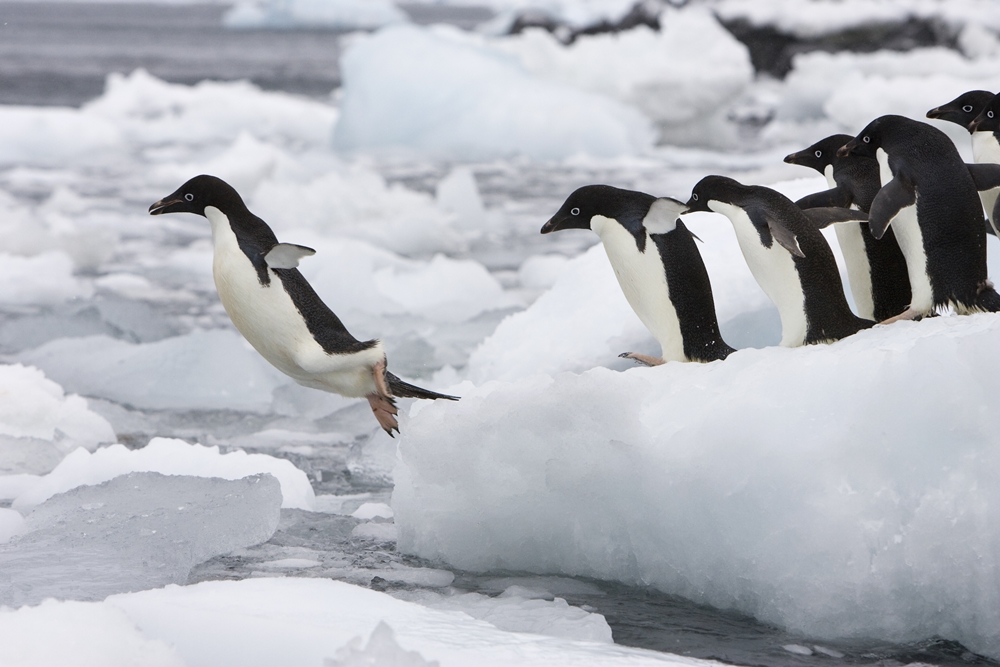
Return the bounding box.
[966,163,1000,192]
[265,243,316,269]
[796,187,850,210]
[801,206,868,229]
[747,204,804,258]
[869,178,915,240]
[385,371,459,401]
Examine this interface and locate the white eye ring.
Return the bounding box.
[963,105,973,112]
[862,136,870,143]
[184,193,194,202]
[692,193,699,201]
[570,207,580,216]
[814,150,822,158]
[989,111,995,119]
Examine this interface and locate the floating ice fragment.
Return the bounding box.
[326,621,439,667]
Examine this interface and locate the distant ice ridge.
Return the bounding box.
[224,0,407,30]
[396,314,1000,659]
[0,578,706,667]
[0,364,114,476]
[0,472,282,608]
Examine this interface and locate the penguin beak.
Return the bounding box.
[925,106,943,119]
[540,214,565,234]
[968,116,983,133]
[148,197,183,215]
[782,151,803,165]
[836,141,855,158]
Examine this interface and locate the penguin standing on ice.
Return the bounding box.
[839,115,1000,319]
[927,90,1000,236]
[969,92,1000,235]
[684,175,873,346]
[541,185,734,365]
[149,175,457,436]
[784,134,911,321]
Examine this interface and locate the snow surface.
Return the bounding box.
[0,472,281,607]
[396,313,1000,659]
[0,578,712,667]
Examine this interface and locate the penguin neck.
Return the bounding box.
[205,206,232,244]
[875,148,892,186]
[972,130,1000,163]
[823,164,836,189]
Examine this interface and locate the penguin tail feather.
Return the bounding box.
[386,372,460,401]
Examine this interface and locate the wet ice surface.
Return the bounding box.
[2,2,1000,665]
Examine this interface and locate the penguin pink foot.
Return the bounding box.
[619,352,665,367]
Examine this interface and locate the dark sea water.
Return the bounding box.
[2,4,996,665]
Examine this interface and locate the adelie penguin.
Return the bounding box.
[784,134,911,322]
[969,91,1000,236]
[541,185,734,365]
[149,175,458,436]
[684,175,874,346]
[927,90,1000,236]
[839,115,1000,320]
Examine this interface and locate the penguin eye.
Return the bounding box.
[963,105,974,113]
[570,207,580,216]
[862,136,870,143]
[990,111,996,119]
[814,150,822,158]
[184,193,194,202]
[692,193,699,201]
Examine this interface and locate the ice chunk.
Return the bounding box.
[0,364,115,475]
[0,599,187,667]
[0,472,281,607]
[224,0,407,30]
[17,330,289,413]
[0,106,122,168]
[352,502,393,520]
[396,314,1000,659]
[11,437,315,511]
[0,509,23,544]
[0,251,93,305]
[98,578,704,666]
[326,621,438,667]
[436,167,487,230]
[333,25,654,160]
[394,587,613,643]
[517,254,569,291]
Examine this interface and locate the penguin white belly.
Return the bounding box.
[709,202,807,347]
[834,222,875,320]
[972,132,1000,164]
[591,215,686,362]
[206,207,382,398]
[887,202,933,313]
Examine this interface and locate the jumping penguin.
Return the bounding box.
[149,174,458,436]
[541,185,734,365]
[684,175,873,346]
[927,90,1000,236]
[839,115,1000,319]
[784,134,911,321]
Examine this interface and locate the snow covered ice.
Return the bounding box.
[3,1,1000,664]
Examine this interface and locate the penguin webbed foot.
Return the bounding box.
[619,352,665,367]
[878,307,923,325]
[366,393,399,437]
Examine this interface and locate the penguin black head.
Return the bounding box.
[541,184,654,234]
[969,92,1000,134]
[837,116,902,158]
[926,90,994,132]
[783,134,855,173]
[683,175,743,212]
[149,175,247,217]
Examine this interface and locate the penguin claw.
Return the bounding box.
[366,393,399,437]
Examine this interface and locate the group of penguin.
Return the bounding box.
[543,90,1000,366]
[146,91,1000,435]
